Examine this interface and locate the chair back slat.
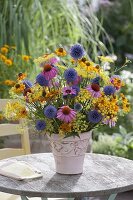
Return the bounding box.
[0,99,31,159]
[0,124,21,137]
[0,148,25,160]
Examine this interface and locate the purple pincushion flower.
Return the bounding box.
[103,85,116,96]
[70,44,85,60]
[64,68,77,83]
[36,74,49,86]
[87,110,102,124]
[36,120,46,131]
[44,105,57,119]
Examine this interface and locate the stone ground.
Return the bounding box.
[3,134,133,200]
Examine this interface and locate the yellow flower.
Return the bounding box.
[17,73,27,80]
[3,80,15,86]
[27,84,43,102]
[94,95,119,117]
[4,59,13,66]
[59,123,72,133]
[34,53,56,65]
[11,83,25,94]
[120,94,130,113]
[4,101,27,120]
[1,47,8,54]
[55,48,67,56]
[22,55,31,61]
[98,56,114,63]
[76,89,91,103]
[0,54,7,62]
[56,64,67,70]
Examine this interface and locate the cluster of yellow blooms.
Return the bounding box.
[94,94,119,120]
[4,101,27,120]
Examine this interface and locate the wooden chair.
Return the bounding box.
[0,99,40,200]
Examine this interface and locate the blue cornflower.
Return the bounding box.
[36,120,46,131]
[23,80,33,88]
[44,105,57,119]
[87,110,102,124]
[72,85,80,97]
[91,77,101,85]
[64,68,77,82]
[36,74,49,86]
[74,103,83,112]
[103,85,116,96]
[70,44,85,60]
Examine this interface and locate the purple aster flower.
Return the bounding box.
[86,83,101,98]
[70,44,85,60]
[87,110,102,124]
[42,64,58,80]
[36,120,46,131]
[74,103,83,112]
[103,85,116,96]
[22,80,33,89]
[64,68,77,83]
[57,106,76,123]
[44,105,57,119]
[36,74,49,86]
[62,86,76,96]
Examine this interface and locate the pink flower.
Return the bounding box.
[57,106,76,123]
[49,57,60,64]
[62,86,76,96]
[86,83,101,98]
[42,64,58,80]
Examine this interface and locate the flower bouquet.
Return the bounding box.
[5,44,130,174]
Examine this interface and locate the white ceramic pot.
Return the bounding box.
[47,132,92,174]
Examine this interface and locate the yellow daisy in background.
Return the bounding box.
[22,55,31,61]
[55,47,67,56]
[11,83,25,94]
[0,54,7,62]
[4,59,13,66]
[3,80,15,86]
[17,72,27,80]
[1,47,8,54]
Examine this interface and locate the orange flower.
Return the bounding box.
[4,59,13,66]
[17,73,27,80]
[55,48,67,56]
[1,47,8,54]
[0,54,7,62]
[3,80,15,86]
[22,55,31,61]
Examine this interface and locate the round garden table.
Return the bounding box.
[0,153,133,200]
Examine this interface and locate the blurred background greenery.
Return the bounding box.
[0,0,132,159]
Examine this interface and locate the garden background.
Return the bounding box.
[0,0,133,159]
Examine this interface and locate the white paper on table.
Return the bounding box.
[0,161,43,180]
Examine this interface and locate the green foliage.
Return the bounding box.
[93,125,133,159]
[99,0,133,67]
[0,0,113,59]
